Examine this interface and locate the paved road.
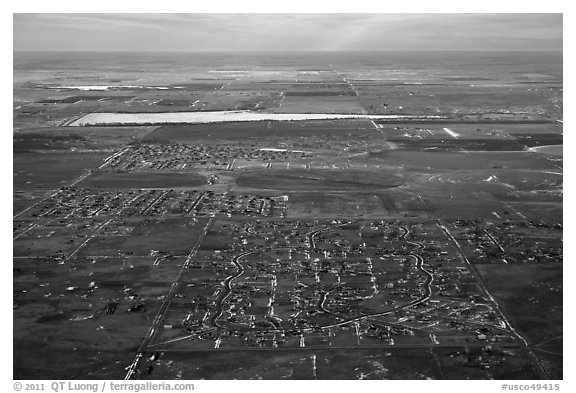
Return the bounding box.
[211,223,435,333]
[436,219,549,379]
[124,217,214,380]
[144,341,520,353]
[207,250,254,329]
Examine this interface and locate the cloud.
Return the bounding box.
[13,13,563,52]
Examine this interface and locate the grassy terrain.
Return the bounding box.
[78,172,207,189]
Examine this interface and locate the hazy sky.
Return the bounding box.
[13,13,563,52]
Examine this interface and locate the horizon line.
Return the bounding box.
[13,48,564,53]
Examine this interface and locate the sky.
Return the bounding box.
[13,13,563,52]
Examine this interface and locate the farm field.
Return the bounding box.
[475,264,562,379]
[14,151,110,190]
[77,172,207,189]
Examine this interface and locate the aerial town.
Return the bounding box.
[13,14,562,381]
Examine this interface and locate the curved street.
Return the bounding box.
[208,250,253,328]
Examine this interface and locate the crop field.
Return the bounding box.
[14,126,158,150]
[273,95,366,114]
[192,90,282,111]
[475,264,562,379]
[14,151,110,190]
[77,172,207,189]
[356,85,555,117]
[286,192,390,218]
[235,169,405,191]
[145,122,271,142]
[146,119,372,142]
[366,150,560,171]
[13,50,562,380]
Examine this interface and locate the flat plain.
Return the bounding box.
[13,51,562,380]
